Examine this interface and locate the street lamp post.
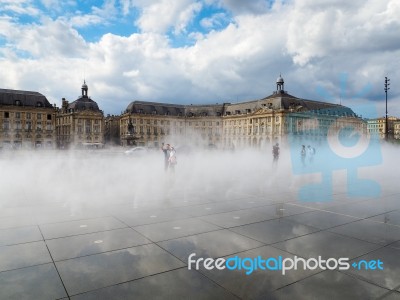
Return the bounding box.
[384,76,390,141]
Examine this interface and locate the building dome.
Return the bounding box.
[67,81,101,112]
[68,97,100,112]
[126,102,136,113]
[276,75,284,84]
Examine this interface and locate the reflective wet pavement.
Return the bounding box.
[1,184,400,299]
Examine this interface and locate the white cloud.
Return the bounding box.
[39,0,70,11]
[207,0,270,15]
[200,12,227,28]
[69,14,104,28]
[0,17,87,58]
[0,0,399,119]
[134,0,202,34]
[286,0,400,66]
[92,0,118,19]
[119,0,134,15]
[0,0,40,16]
[65,0,118,29]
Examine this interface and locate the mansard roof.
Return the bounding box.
[0,88,53,108]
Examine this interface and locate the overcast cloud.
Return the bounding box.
[0,0,399,117]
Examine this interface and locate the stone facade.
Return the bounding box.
[105,115,121,146]
[394,121,400,140]
[0,89,56,149]
[367,116,399,140]
[56,82,104,149]
[1,76,371,150]
[120,102,225,148]
[120,76,364,149]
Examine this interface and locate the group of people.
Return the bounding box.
[271,143,316,166]
[161,143,177,172]
[301,144,316,166]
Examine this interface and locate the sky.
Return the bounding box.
[0,0,399,117]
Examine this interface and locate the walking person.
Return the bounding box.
[168,145,177,173]
[272,143,280,165]
[301,145,306,167]
[307,145,315,164]
[161,143,169,171]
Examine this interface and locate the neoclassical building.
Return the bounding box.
[394,121,400,140]
[104,114,121,146]
[0,89,56,149]
[120,101,224,147]
[56,81,104,149]
[1,76,368,150]
[367,116,399,140]
[120,76,364,148]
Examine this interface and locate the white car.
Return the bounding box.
[124,147,147,156]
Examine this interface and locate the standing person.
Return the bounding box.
[272,143,280,164]
[301,145,306,167]
[161,143,169,171]
[168,145,177,172]
[307,145,315,164]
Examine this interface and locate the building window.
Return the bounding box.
[15,112,21,119]
[26,113,31,119]
[37,113,42,120]
[3,120,9,130]
[4,112,9,118]
[47,114,52,120]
